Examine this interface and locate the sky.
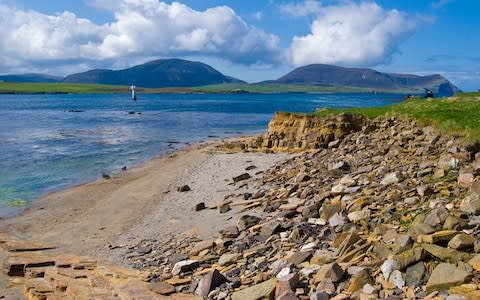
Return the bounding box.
[0,0,479,91]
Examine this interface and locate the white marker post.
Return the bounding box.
[130,85,136,101]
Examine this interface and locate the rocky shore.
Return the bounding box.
[3,112,480,299]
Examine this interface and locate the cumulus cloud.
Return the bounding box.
[279,0,322,17]
[289,1,418,67]
[0,1,281,74]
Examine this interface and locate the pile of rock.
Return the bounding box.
[116,115,480,299]
[0,233,166,299]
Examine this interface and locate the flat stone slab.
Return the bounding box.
[0,239,56,252]
[3,252,55,276]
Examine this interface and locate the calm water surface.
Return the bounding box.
[0,93,402,216]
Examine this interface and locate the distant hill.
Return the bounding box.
[0,73,61,83]
[273,64,460,97]
[62,59,244,88]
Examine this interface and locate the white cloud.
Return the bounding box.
[0,1,281,74]
[279,0,322,17]
[289,1,418,67]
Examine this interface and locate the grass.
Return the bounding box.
[0,82,131,94]
[314,93,480,142]
[195,83,416,94]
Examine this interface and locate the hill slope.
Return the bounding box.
[62,59,244,88]
[0,73,61,83]
[274,64,460,96]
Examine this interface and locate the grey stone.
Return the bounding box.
[448,234,477,251]
[381,172,404,185]
[424,207,449,226]
[313,263,344,284]
[237,215,261,231]
[219,253,240,266]
[171,260,199,276]
[231,278,277,300]
[426,263,470,293]
[405,262,426,286]
[233,173,251,183]
[177,185,191,192]
[195,269,227,297]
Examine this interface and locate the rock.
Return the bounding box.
[287,252,312,266]
[218,253,240,266]
[277,290,300,300]
[347,209,371,223]
[177,185,191,192]
[221,226,239,238]
[424,207,449,226]
[193,202,206,211]
[328,212,346,227]
[448,234,476,251]
[190,240,215,256]
[195,269,227,297]
[421,244,472,263]
[458,173,474,188]
[233,173,251,183]
[276,272,299,298]
[0,240,56,252]
[310,291,329,300]
[237,215,261,231]
[380,172,404,185]
[346,269,372,293]
[302,202,321,218]
[443,216,469,231]
[405,262,426,286]
[231,278,277,300]
[460,192,480,215]
[135,246,152,255]
[3,252,55,276]
[150,281,176,295]
[171,260,199,276]
[313,263,344,284]
[426,263,470,293]
[388,270,405,289]
[218,202,231,213]
[295,173,310,182]
[467,254,480,270]
[393,247,425,270]
[380,259,397,280]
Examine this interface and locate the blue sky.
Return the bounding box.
[0,0,479,91]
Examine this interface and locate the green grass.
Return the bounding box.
[314,93,480,142]
[0,82,131,94]
[195,83,416,94]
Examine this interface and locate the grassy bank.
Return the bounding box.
[0,82,132,94]
[315,93,480,142]
[0,82,422,95]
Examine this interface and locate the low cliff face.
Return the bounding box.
[251,112,369,151]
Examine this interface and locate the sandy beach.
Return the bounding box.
[0,139,293,261]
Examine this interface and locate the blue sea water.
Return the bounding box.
[0,93,403,216]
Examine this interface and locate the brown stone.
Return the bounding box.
[0,240,56,252]
[313,263,344,284]
[195,269,227,297]
[150,281,176,295]
[190,240,215,256]
[3,252,55,276]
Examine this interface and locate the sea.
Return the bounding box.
[0,93,403,216]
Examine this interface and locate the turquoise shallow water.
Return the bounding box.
[0,93,402,216]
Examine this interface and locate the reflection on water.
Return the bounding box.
[0,93,402,216]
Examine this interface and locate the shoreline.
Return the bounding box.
[0,137,294,259]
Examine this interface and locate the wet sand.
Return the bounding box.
[0,141,293,262]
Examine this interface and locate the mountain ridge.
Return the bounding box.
[0,59,460,96]
[273,64,460,96]
[62,58,244,88]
